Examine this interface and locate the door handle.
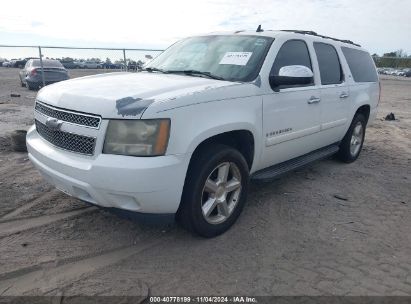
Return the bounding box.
[340,92,349,99]
[307,96,321,104]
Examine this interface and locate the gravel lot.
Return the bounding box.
[0,67,410,298]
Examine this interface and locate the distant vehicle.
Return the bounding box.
[396,70,406,77]
[19,59,69,90]
[8,59,17,67]
[12,57,38,68]
[404,69,411,77]
[377,68,391,75]
[61,59,80,69]
[2,61,11,67]
[101,62,113,69]
[389,69,404,76]
[81,61,102,69]
[379,68,390,75]
[101,62,120,69]
[385,69,397,75]
[127,60,144,71]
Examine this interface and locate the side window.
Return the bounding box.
[341,47,378,83]
[271,40,314,88]
[314,42,343,85]
[24,60,31,69]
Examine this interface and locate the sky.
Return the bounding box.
[1,0,410,60]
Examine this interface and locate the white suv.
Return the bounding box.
[26,30,380,237]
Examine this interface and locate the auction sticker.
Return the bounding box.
[219,52,252,65]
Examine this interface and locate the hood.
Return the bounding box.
[36,72,240,118]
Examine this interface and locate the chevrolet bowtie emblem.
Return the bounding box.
[45,117,63,131]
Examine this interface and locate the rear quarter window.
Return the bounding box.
[341,47,378,83]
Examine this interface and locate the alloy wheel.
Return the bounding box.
[350,121,364,156]
[201,162,242,225]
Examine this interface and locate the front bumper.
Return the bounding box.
[26,125,189,214]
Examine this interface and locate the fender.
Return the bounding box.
[146,95,263,173]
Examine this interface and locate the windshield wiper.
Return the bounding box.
[166,70,225,80]
[141,67,168,73]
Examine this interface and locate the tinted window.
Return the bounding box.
[32,60,63,68]
[314,43,343,85]
[341,47,378,82]
[271,40,313,81]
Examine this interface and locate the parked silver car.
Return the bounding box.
[19,59,69,90]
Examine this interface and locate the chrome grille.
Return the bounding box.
[35,120,96,155]
[35,101,101,128]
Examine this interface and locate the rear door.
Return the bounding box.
[313,42,350,144]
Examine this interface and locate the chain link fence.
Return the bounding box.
[1,46,410,87]
[0,45,164,87]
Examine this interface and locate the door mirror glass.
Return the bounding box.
[270,65,314,90]
[278,65,313,78]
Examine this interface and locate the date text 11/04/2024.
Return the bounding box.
[149,296,258,303]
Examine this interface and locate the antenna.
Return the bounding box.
[256,25,263,32]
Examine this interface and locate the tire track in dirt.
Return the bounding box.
[0,235,161,282]
[0,160,33,178]
[0,240,165,296]
[0,191,63,221]
[0,207,97,238]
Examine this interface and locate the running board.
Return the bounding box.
[251,144,339,181]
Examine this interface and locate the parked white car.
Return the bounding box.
[27,30,379,237]
[79,61,102,69]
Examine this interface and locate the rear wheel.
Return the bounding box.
[27,82,38,91]
[337,113,366,163]
[177,144,249,237]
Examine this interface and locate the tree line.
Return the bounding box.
[372,50,411,68]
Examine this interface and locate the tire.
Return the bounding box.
[27,82,38,91]
[10,130,27,152]
[177,144,249,237]
[337,113,367,163]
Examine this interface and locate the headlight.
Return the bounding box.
[103,119,170,156]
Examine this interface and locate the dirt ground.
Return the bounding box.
[0,67,410,299]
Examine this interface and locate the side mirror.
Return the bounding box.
[269,65,314,91]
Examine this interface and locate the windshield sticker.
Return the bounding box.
[219,52,252,66]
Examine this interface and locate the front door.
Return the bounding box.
[261,39,322,169]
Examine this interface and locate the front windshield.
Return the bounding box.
[145,35,274,82]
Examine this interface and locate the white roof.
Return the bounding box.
[200,30,364,50]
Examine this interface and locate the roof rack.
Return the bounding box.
[280,30,361,47]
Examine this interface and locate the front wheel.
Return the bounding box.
[337,113,366,163]
[177,144,249,237]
